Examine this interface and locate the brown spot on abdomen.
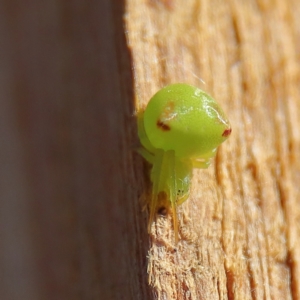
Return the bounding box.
[222,128,232,137]
[157,120,171,131]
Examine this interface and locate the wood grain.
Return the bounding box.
[126,0,300,299]
[0,0,299,299]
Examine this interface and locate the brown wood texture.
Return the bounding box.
[0,0,300,300]
[125,0,300,299]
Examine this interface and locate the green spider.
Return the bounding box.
[138,83,231,243]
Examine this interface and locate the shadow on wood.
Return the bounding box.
[0,1,151,299]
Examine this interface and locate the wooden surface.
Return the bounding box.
[126,0,300,299]
[0,0,299,299]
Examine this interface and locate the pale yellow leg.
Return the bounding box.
[166,150,179,244]
[148,149,165,233]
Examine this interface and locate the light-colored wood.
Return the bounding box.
[1,0,300,299]
[125,0,300,299]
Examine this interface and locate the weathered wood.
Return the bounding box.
[126,0,300,299]
[1,0,300,299]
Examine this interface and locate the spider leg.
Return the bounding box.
[167,150,179,243]
[148,149,166,233]
[137,147,154,164]
[192,159,211,169]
